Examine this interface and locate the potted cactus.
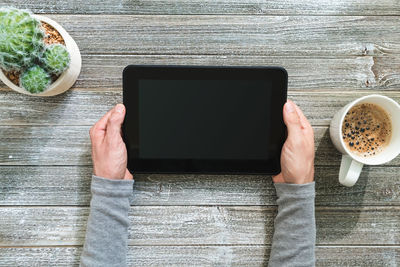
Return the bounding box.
[0,7,81,96]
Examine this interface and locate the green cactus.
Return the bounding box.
[0,7,45,71]
[20,65,51,93]
[41,44,70,75]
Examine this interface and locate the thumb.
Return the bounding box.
[283,100,302,138]
[106,104,126,137]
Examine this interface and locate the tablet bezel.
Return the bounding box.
[123,65,287,175]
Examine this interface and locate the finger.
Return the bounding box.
[90,108,114,142]
[124,169,134,180]
[293,102,311,130]
[106,104,126,138]
[94,108,113,132]
[283,100,302,139]
[292,102,315,144]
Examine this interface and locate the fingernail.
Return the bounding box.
[285,101,295,113]
[115,104,124,114]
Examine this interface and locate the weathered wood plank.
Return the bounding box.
[1,55,398,90]
[0,247,81,266]
[1,166,399,206]
[371,56,400,88]
[11,15,400,57]
[72,55,377,90]
[1,90,400,126]
[1,246,400,267]
[1,125,399,166]
[1,206,399,246]
[8,0,400,15]
[0,126,92,166]
[0,90,121,126]
[79,55,400,89]
[315,246,400,267]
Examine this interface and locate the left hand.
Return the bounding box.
[89,104,133,180]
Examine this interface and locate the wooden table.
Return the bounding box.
[1,1,400,266]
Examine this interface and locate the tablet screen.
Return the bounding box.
[139,79,271,160]
[123,65,287,174]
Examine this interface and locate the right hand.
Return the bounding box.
[273,100,315,184]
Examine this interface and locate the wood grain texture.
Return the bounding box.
[2,55,400,90]
[8,0,400,15]
[1,125,399,166]
[0,126,92,166]
[1,90,400,126]
[1,246,400,267]
[1,166,399,206]
[1,1,400,264]
[1,206,400,246]
[8,15,400,57]
[71,55,384,90]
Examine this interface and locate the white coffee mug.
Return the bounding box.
[330,95,400,187]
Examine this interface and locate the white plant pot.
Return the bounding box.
[0,14,81,96]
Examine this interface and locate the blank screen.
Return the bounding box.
[138,80,271,160]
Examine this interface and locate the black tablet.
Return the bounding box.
[123,65,287,174]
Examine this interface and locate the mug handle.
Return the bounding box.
[339,155,364,187]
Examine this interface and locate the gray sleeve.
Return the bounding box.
[80,175,134,267]
[268,182,316,267]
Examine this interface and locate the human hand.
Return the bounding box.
[89,104,133,180]
[273,100,315,184]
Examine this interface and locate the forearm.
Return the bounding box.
[269,182,316,267]
[80,175,134,267]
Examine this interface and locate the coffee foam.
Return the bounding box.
[342,103,392,157]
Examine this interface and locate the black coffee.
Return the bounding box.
[342,103,392,157]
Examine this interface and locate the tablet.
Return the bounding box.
[123,65,287,174]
